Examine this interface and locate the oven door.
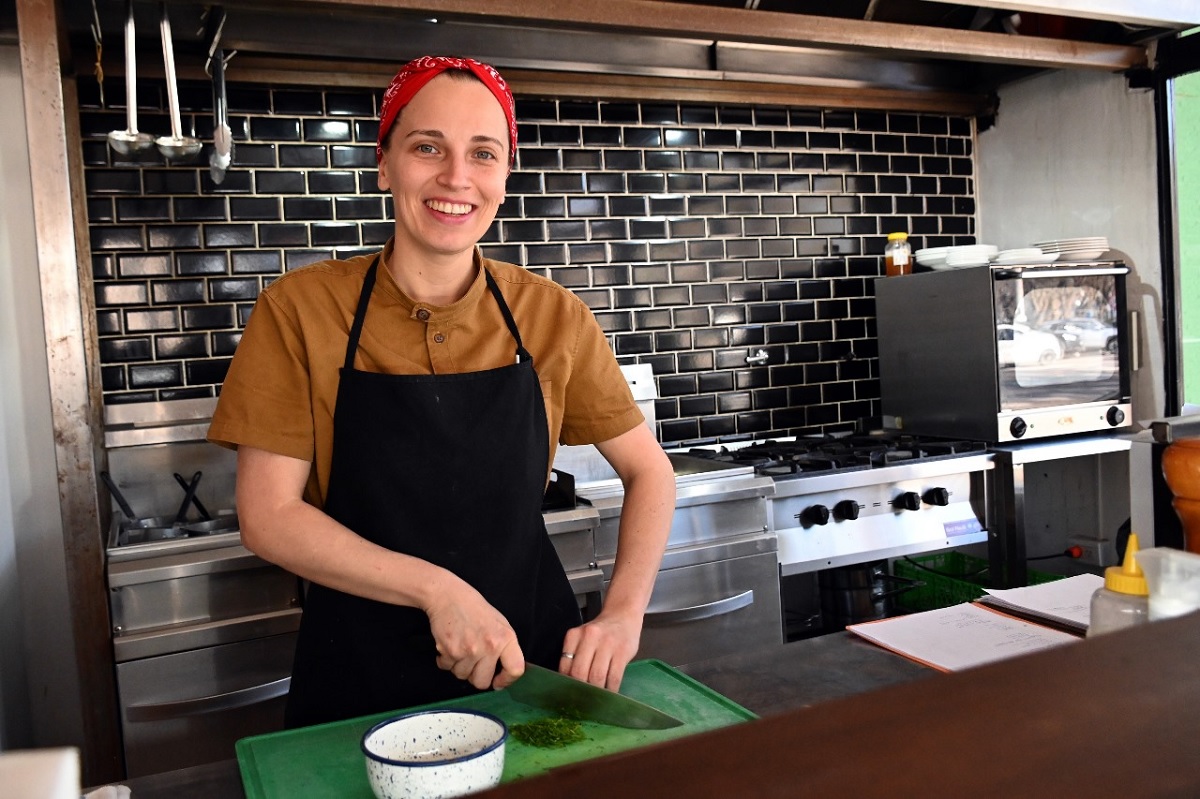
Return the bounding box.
[991,264,1133,440]
[603,533,782,667]
[116,627,298,778]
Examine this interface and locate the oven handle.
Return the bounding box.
[125,676,290,722]
[993,267,1128,279]
[1130,309,1141,372]
[644,589,754,626]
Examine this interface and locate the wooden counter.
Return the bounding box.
[476,612,1200,798]
[108,612,1200,797]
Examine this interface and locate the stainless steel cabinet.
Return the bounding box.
[605,535,782,666]
[116,631,297,777]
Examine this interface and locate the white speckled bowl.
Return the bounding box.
[361,709,507,799]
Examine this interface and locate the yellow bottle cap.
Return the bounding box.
[887,232,908,241]
[1104,532,1149,596]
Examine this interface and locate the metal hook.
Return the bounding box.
[89,0,105,106]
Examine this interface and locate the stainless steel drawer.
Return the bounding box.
[608,547,782,667]
[116,631,297,778]
[108,545,301,634]
[589,480,772,559]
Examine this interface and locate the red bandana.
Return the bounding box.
[376,56,517,169]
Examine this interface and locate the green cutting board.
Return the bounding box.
[236,659,755,799]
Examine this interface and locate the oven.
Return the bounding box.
[106,522,302,778]
[576,454,781,666]
[101,400,304,778]
[681,434,993,638]
[875,259,1135,442]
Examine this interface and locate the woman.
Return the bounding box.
[207,56,676,727]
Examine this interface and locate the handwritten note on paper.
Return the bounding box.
[846,604,1080,672]
[980,573,1104,632]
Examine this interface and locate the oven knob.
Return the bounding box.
[799,504,831,526]
[922,487,951,506]
[1010,417,1028,438]
[893,492,922,511]
[1107,406,1126,426]
[833,500,861,521]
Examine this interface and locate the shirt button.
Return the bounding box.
[433,333,445,344]
[416,309,430,321]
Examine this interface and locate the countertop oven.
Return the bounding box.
[875,260,1135,443]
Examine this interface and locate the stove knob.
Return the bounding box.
[833,500,861,521]
[893,492,922,512]
[1010,417,1028,438]
[922,487,951,506]
[799,504,831,526]
[1107,406,1126,427]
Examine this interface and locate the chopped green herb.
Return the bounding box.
[510,717,586,748]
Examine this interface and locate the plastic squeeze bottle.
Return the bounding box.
[1087,532,1150,637]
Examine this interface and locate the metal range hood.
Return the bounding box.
[217,11,979,94]
[63,0,1173,111]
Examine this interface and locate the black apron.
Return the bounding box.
[284,255,581,728]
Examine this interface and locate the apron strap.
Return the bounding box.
[344,255,531,369]
[484,268,532,363]
[344,254,381,371]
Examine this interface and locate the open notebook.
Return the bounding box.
[847,574,1103,672]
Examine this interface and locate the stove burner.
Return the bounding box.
[686,434,990,479]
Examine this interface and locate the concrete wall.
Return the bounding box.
[978,68,1165,424]
[0,44,80,752]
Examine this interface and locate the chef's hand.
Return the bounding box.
[558,611,641,692]
[426,579,525,691]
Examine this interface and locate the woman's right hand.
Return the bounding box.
[426,579,525,691]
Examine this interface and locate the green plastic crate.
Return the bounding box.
[893,552,1065,612]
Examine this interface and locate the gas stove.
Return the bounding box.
[682,433,994,575]
[684,434,988,478]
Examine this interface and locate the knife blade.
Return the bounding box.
[507,663,683,730]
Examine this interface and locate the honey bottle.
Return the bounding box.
[884,232,912,276]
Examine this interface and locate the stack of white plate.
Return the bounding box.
[914,246,953,268]
[942,244,999,269]
[993,247,1059,265]
[1031,237,1110,260]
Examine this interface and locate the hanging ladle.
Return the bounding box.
[106,0,155,155]
[155,2,202,161]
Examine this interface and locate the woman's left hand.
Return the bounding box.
[557,611,642,692]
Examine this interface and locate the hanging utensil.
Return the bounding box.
[88,0,105,107]
[106,0,155,155]
[209,47,233,183]
[203,7,233,184]
[156,2,202,161]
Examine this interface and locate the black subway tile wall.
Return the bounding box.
[79,78,977,444]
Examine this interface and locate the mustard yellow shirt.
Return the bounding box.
[208,241,642,508]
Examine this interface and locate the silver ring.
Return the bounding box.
[562,652,575,659]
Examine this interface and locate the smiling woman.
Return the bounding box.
[205,55,676,729]
[377,72,510,297]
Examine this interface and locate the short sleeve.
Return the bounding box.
[558,301,644,446]
[207,289,317,461]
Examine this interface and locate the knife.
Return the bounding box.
[507,664,683,730]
